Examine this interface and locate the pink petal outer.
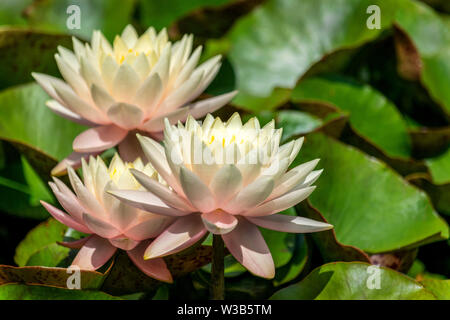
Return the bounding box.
[127,241,173,283]
[201,210,238,235]
[40,201,91,234]
[140,107,190,133]
[144,215,207,259]
[71,235,117,270]
[73,125,128,153]
[107,190,189,217]
[246,214,333,233]
[124,215,173,241]
[49,178,85,223]
[222,218,275,279]
[58,235,92,249]
[46,100,96,126]
[82,213,122,239]
[108,237,140,251]
[51,151,99,176]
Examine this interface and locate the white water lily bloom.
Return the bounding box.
[32,25,236,175]
[41,154,173,282]
[110,113,333,279]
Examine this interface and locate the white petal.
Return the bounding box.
[179,166,216,213]
[244,186,316,217]
[210,164,243,207]
[107,102,144,129]
[112,63,141,101]
[246,214,333,233]
[224,175,274,215]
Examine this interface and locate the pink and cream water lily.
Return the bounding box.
[110,113,333,279]
[32,25,236,175]
[41,155,173,282]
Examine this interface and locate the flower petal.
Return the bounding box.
[137,134,182,193]
[144,215,207,259]
[124,215,173,241]
[187,91,237,119]
[107,190,189,217]
[222,218,274,279]
[40,201,91,234]
[246,214,333,233]
[130,169,194,212]
[112,63,141,101]
[82,213,122,239]
[201,210,238,235]
[224,176,274,215]
[209,164,243,207]
[48,179,84,223]
[244,186,316,217]
[132,73,163,113]
[107,103,144,130]
[108,237,139,251]
[91,84,116,112]
[127,241,173,283]
[71,235,117,270]
[268,159,320,200]
[46,100,96,126]
[73,125,128,153]
[179,167,216,213]
[58,235,92,249]
[140,107,190,133]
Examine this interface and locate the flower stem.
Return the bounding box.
[210,234,225,300]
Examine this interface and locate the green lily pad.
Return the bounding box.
[292,77,412,158]
[227,0,398,98]
[140,0,233,31]
[270,262,436,300]
[273,234,308,286]
[0,265,108,289]
[20,0,135,41]
[295,133,448,253]
[15,218,68,267]
[426,147,450,185]
[0,28,72,90]
[0,83,86,176]
[0,283,120,300]
[0,156,52,219]
[420,278,450,300]
[394,0,450,116]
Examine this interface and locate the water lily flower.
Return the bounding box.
[109,113,333,279]
[32,25,237,175]
[40,154,173,282]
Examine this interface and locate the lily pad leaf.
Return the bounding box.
[227,0,398,98]
[292,76,412,158]
[0,83,86,176]
[420,278,450,300]
[295,133,448,254]
[0,28,72,90]
[394,0,450,117]
[0,283,120,300]
[15,218,68,267]
[270,262,436,300]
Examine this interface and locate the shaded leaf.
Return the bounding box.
[0,28,71,90]
[295,133,448,253]
[0,283,120,300]
[227,0,398,98]
[292,76,412,158]
[270,262,436,300]
[15,218,67,267]
[420,278,450,300]
[0,83,86,177]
